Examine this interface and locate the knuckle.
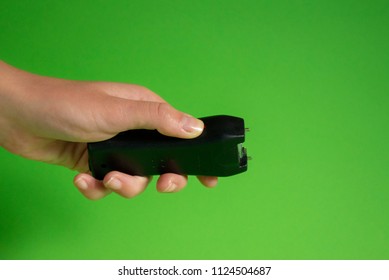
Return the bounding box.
[147,102,183,135]
[153,102,172,121]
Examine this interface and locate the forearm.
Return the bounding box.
[0,61,32,98]
[0,61,21,148]
[0,61,40,151]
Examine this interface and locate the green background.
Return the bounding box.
[0,0,388,259]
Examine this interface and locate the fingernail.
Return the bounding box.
[106,177,122,190]
[182,116,204,135]
[163,180,177,193]
[76,178,88,190]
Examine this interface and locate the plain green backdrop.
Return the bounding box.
[0,0,388,259]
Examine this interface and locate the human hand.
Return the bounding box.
[0,61,217,199]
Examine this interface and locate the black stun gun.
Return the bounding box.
[87,115,248,180]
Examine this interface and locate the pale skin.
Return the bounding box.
[0,61,217,200]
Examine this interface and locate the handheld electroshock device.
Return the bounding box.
[88,115,248,180]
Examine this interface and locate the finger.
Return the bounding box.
[103,171,151,199]
[96,82,167,103]
[197,176,218,188]
[74,173,112,200]
[103,99,204,139]
[156,173,188,193]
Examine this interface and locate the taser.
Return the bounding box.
[88,115,248,180]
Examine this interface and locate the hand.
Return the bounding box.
[0,61,217,200]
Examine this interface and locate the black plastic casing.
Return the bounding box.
[88,115,247,180]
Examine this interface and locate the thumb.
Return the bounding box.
[103,99,204,139]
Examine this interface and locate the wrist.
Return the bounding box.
[0,61,35,148]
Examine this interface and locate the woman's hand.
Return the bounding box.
[0,61,217,200]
